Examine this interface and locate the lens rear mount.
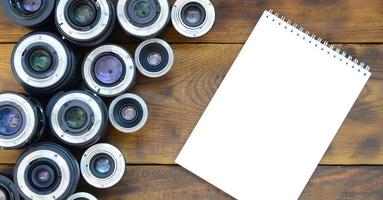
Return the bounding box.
[2,0,55,27]
[135,38,174,78]
[55,0,116,46]
[117,0,170,39]
[47,90,108,147]
[171,0,215,38]
[109,93,148,133]
[14,143,80,200]
[12,32,78,94]
[81,143,125,189]
[0,92,45,149]
[83,45,136,97]
[67,192,97,200]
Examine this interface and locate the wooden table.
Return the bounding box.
[0,0,382,199]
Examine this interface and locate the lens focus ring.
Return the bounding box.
[0,174,20,200]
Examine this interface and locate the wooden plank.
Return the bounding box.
[0,165,234,200]
[0,44,382,165]
[301,166,383,200]
[0,165,383,199]
[2,0,383,43]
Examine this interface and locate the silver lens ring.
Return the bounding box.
[83,45,136,97]
[14,143,79,200]
[16,150,70,199]
[67,192,97,200]
[49,91,106,146]
[0,93,37,148]
[55,0,114,45]
[117,0,170,38]
[135,38,174,78]
[109,93,148,133]
[12,33,68,89]
[171,0,215,38]
[81,143,125,189]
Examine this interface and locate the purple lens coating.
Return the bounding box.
[121,105,137,121]
[0,106,22,136]
[94,55,123,85]
[95,157,111,174]
[35,168,51,183]
[21,0,42,12]
[184,6,202,25]
[147,51,162,66]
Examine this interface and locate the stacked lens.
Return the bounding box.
[1,0,216,199]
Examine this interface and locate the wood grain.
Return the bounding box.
[2,0,383,43]
[0,165,383,199]
[0,43,381,165]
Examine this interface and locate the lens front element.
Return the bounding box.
[0,106,22,136]
[94,55,124,85]
[65,107,88,130]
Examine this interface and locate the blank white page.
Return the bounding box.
[176,10,371,200]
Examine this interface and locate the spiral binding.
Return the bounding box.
[266,9,371,73]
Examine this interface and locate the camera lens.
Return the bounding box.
[109,93,148,133]
[83,45,136,97]
[55,0,116,46]
[117,0,170,39]
[68,192,97,200]
[47,90,108,147]
[14,143,80,200]
[0,92,45,149]
[11,32,78,94]
[171,0,215,38]
[2,0,55,27]
[81,143,125,188]
[0,175,20,200]
[135,38,173,78]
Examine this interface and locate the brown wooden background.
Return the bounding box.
[1,0,383,199]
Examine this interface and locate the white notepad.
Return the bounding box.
[176,10,371,200]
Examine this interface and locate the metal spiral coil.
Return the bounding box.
[267,9,371,72]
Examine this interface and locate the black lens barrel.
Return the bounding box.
[11,31,79,94]
[2,0,56,27]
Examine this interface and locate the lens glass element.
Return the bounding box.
[134,0,151,18]
[29,50,52,72]
[94,55,123,85]
[0,106,22,136]
[73,3,96,26]
[35,168,51,184]
[181,3,206,27]
[121,105,137,121]
[94,157,111,174]
[20,0,42,12]
[146,51,162,66]
[65,107,87,129]
[185,6,201,24]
